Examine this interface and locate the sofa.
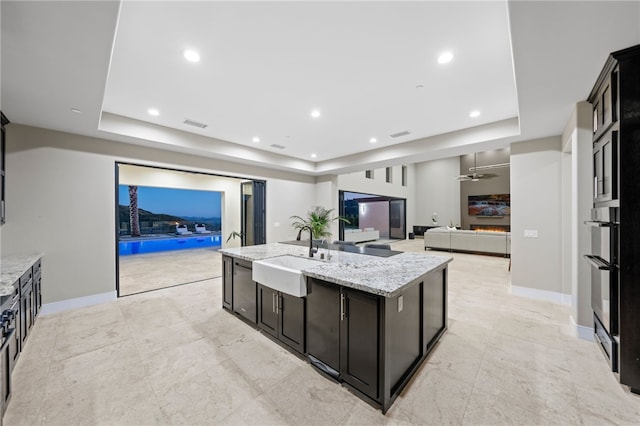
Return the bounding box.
[424,227,510,256]
[344,227,380,243]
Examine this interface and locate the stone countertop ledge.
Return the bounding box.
[220,243,452,298]
[1,253,43,296]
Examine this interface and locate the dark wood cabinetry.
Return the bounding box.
[222,253,449,413]
[306,278,380,400]
[257,284,305,354]
[587,44,640,393]
[19,270,34,349]
[306,273,445,413]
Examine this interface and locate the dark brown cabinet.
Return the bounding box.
[587,44,640,394]
[19,270,34,349]
[257,284,305,354]
[339,288,380,400]
[306,279,380,400]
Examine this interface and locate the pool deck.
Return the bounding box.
[119,231,222,242]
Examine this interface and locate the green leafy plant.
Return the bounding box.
[290,206,349,240]
[226,230,244,243]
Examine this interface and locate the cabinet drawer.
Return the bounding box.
[20,269,32,289]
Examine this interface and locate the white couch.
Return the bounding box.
[344,228,380,243]
[424,227,510,256]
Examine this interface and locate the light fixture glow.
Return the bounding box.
[437,51,454,64]
[183,49,200,63]
[370,138,377,143]
[252,137,260,143]
[469,110,480,118]
[311,109,321,118]
[311,153,317,158]
[148,108,160,116]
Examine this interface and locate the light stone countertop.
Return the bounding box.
[220,243,452,298]
[1,253,43,296]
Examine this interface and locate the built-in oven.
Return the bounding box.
[585,206,619,371]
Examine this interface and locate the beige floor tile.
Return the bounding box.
[143,337,229,395]
[6,238,640,425]
[154,358,260,425]
[263,366,359,426]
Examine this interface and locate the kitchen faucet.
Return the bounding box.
[303,226,317,258]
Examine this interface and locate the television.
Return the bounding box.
[468,194,510,216]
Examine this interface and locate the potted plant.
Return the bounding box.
[290,206,349,240]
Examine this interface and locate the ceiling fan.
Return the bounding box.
[455,153,509,182]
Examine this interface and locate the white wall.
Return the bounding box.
[563,102,594,333]
[337,165,415,238]
[3,124,316,305]
[510,137,564,298]
[413,158,460,227]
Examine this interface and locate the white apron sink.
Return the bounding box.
[252,255,318,297]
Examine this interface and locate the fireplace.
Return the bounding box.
[470,224,510,232]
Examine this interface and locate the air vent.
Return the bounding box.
[183,119,208,129]
[270,144,286,150]
[390,130,410,138]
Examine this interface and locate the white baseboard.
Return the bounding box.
[40,291,117,316]
[510,284,571,306]
[570,315,594,341]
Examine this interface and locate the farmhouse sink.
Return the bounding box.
[252,255,319,297]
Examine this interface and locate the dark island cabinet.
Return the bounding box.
[306,279,380,400]
[339,288,380,400]
[305,276,437,412]
[257,284,305,354]
[222,256,233,310]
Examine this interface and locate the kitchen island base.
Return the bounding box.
[220,246,450,414]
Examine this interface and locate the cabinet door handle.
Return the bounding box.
[272,293,276,313]
[276,295,280,315]
[340,293,345,321]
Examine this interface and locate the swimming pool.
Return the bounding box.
[119,235,222,255]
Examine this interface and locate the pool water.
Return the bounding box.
[119,235,222,255]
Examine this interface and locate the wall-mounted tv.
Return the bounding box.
[468,194,510,216]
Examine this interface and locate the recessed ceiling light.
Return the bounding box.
[252,137,260,143]
[148,108,160,116]
[469,110,480,118]
[311,153,317,158]
[70,108,82,114]
[437,51,454,64]
[415,85,424,89]
[183,49,200,63]
[370,138,377,143]
[311,109,321,118]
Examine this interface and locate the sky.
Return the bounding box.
[119,185,221,218]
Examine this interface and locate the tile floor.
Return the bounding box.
[118,248,221,296]
[6,239,640,425]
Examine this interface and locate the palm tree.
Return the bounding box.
[290,206,349,240]
[128,185,141,237]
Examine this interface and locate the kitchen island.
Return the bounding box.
[219,243,451,413]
